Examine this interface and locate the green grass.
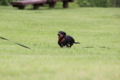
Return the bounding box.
[0,6,120,80]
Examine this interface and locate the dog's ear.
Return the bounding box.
[58,31,66,36]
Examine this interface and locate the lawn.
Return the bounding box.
[0,5,120,80]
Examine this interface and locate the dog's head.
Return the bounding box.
[58,31,66,40]
[58,31,66,37]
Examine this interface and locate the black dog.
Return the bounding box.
[57,31,80,48]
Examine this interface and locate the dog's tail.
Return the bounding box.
[74,42,80,44]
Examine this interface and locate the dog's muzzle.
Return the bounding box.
[58,34,61,37]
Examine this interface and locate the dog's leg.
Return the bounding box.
[66,43,71,48]
[58,41,64,48]
[66,42,74,48]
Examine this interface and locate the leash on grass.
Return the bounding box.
[0,37,31,49]
[82,46,110,49]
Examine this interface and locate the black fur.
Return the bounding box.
[58,31,80,48]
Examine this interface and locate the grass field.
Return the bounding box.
[0,5,120,80]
